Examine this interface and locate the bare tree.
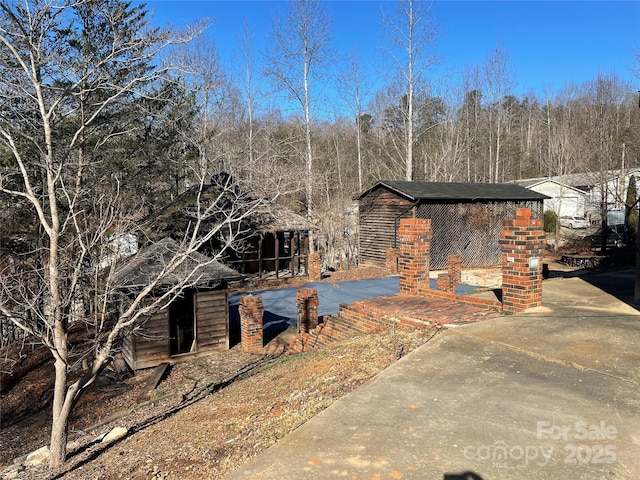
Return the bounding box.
[482,44,516,182]
[0,0,255,470]
[337,49,372,192]
[264,0,333,252]
[229,20,305,200]
[170,30,243,179]
[381,0,438,181]
[457,67,483,182]
[238,20,259,182]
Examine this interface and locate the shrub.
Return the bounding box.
[543,210,558,233]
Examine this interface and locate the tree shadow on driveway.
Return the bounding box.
[572,266,640,312]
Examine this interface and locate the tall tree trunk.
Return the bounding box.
[356,117,363,191]
[49,358,71,470]
[304,66,315,253]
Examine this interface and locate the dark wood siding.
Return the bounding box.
[358,188,414,268]
[122,288,231,371]
[196,290,229,349]
[131,309,170,370]
[121,329,136,371]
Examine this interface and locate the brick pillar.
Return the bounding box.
[436,273,451,292]
[239,295,264,352]
[296,288,319,334]
[448,253,462,291]
[398,218,431,296]
[436,254,463,293]
[499,208,546,313]
[385,247,399,274]
[308,252,321,281]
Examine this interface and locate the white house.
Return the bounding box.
[514,178,588,218]
[514,167,640,224]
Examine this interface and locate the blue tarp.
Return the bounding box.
[229,277,478,331]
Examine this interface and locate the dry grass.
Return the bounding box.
[2,325,438,480]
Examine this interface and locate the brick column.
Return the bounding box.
[499,208,546,313]
[385,247,399,274]
[448,253,462,292]
[308,252,321,281]
[436,254,463,293]
[398,218,431,296]
[296,288,319,334]
[239,295,264,352]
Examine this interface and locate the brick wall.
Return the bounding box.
[239,295,264,353]
[436,254,463,293]
[296,288,319,334]
[499,207,546,313]
[308,252,321,281]
[385,247,399,274]
[292,300,433,351]
[398,218,431,296]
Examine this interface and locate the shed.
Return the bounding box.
[230,201,314,278]
[115,238,243,371]
[355,181,548,270]
[146,178,314,279]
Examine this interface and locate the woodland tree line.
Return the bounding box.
[0,0,638,471]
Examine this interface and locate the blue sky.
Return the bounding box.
[140,0,639,109]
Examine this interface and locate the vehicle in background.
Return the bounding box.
[588,224,626,249]
[559,215,589,229]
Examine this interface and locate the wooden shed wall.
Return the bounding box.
[196,289,229,349]
[358,188,414,268]
[121,328,135,371]
[128,309,171,370]
[122,289,230,371]
[357,187,545,270]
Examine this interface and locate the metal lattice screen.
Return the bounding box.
[416,201,543,270]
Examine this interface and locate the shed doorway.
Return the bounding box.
[169,292,196,356]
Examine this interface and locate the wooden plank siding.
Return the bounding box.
[120,327,136,371]
[130,309,171,370]
[358,188,414,268]
[122,289,230,371]
[196,289,229,349]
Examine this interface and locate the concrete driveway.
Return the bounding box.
[226,271,640,480]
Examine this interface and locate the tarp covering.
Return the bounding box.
[229,277,478,331]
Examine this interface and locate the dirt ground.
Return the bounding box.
[0,266,436,479]
[1,325,438,479]
[0,256,593,479]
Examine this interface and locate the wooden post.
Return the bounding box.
[258,234,263,279]
[275,232,280,279]
[289,231,295,276]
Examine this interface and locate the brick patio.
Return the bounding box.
[346,293,502,326]
[240,208,544,354]
[287,291,502,352]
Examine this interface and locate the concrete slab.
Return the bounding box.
[460,277,640,384]
[226,273,640,480]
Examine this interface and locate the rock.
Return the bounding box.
[3,468,20,479]
[2,464,25,480]
[101,426,128,443]
[67,440,81,451]
[24,445,50,467]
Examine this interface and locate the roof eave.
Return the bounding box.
[353,181,418,202]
